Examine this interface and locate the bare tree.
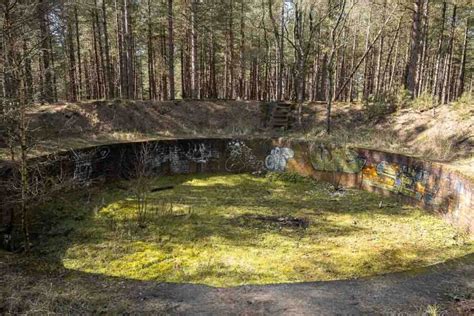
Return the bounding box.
[131,143,155,228]
[0,0,73,251]
[326,0,348,134]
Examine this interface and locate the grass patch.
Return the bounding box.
[34,173,473,287]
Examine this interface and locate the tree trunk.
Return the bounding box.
[74,6,83,100]
[115,0,124,98]
[441,4,456,104]
[38,0,53,103]
[406,0,423,97]
[190,0,199,99]
[67,9,78,102]
[456,20,468,98]
[238,0,245,100]
[102,0,114,98]
[91,13,102,99]
[432,1,446,102]
[147,0,156,100]
[348,30,357,102]
[227,0,235,99]
[94,0,107,99]
[167,0,175,99]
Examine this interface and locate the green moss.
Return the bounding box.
[36,173,473,287]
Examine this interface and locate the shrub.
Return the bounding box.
[364,93,396,119]
[412,92,435,111]
[393,87,412,110]
[451,92,473,111]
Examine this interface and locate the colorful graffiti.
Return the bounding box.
[309,144,366,173]
[265,147,294,172]
[362,160,439,204]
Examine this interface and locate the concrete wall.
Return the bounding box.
[1,138,472,243]
[276,139,473,233]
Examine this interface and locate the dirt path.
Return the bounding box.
[1,252,473,314]
[126,254,473,314]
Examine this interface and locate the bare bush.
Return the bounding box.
[131,143,156,228]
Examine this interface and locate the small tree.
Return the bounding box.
[0,1,67,251]
[131,143,155,228]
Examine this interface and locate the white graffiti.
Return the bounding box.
[72,147,110,184]
[225,140,264,172]
[265,147,294,172]
[147,142,219,174]
[185,143,219,163]
[148,145,171,169]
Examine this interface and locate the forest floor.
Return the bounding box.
[27,174,474,286]
[1,98,472,177]
[0,100,473,314]
[1,246,473,314]
[1,173,473,314]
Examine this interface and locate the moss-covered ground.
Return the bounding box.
[35,173,473,287]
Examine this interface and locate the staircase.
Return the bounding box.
[269,102,294,130]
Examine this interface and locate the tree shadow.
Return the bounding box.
[10,171,469,310]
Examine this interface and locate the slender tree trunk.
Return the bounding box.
[327,0,347,134]
[406,0,423,97]
[22,41,33,101]
[362,9,372,100]
[381,17,401,94]
[115,0,124,98]
[19,102,30,252]
[238,0,245,100]
[102,0,114,98]
[348,30,357,102]
[66,8,78,102]
[94,0,107,98]
[122,0,135,99]
[432,1,446,102]
[227,0,235,99]
[456,20,468,97]
[91,13,102,99]
[417,0,429,96]
[74,6,83,100]
[441,4,456,104]
[167,0,175,99]
[38,0,53,103]
[210,33,217,98]
[277,2,284,100]
[147,0,156,100]
[15,79,31,251]
[190,0,199,99]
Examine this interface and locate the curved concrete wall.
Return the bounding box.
[1,138,472,239]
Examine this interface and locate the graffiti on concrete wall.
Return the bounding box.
[147,142,220,174]
[362,160,439,204]
[72,147,110,184]
[225,140,264,172]
[185,143,218,163]
[265,147,294,172]
[309,144,366,173]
